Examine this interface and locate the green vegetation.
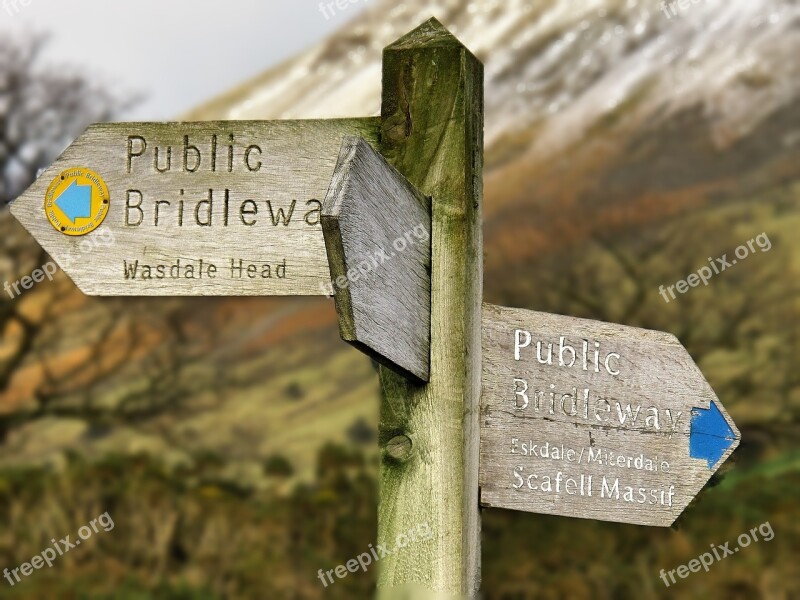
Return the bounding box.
[0,447,377,600]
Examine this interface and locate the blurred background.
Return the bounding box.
[1,0,799,598]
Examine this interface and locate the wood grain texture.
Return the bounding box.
[10,119,379,296]
[479,303,741,527]
[321,136,431,382]
[376,18,484,597]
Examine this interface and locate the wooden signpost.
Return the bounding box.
[9,17,741,598]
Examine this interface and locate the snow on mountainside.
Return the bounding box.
[187,0,800,157]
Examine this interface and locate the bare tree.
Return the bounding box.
[0,34,128,438]
[0,33,122,205]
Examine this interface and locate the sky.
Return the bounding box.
[0,0,369,119]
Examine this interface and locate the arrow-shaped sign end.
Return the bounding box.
[689,400,740,469]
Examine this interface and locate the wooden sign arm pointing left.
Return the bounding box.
[9,119,381,296]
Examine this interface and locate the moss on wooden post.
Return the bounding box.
[377,18,484,597]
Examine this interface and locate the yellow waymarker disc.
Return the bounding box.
[44,167,110,236]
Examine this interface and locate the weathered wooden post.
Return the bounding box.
[376,19,483,597]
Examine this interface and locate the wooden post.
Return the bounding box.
[377,18,483,597]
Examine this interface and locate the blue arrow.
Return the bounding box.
[55,180,92,224]
[690,400,736,469]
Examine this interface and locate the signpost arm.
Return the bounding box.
[377,18,484,597]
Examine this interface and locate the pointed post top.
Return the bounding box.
[385,17,475,56]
